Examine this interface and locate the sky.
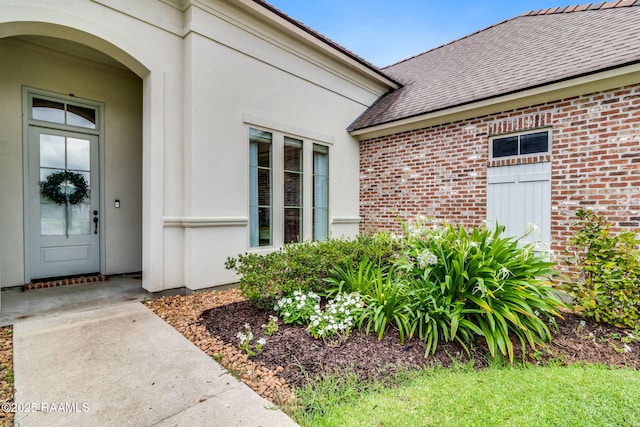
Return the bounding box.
[267,0,575,67]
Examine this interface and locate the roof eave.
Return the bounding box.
[350,62,640,140]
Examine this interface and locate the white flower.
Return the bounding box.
[257,338,267,346]
[497,266,511,280]
[416,249,438,268]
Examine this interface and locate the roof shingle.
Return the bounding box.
[349,1,640,131]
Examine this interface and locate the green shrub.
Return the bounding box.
[564,209,640,328]
[396,221,564,361]
[225,234,399,308]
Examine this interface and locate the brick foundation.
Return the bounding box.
[24,274,108,291]
[359,83,640,257]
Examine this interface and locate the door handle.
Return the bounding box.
[93,211,99,234]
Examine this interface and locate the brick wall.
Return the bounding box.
[359,83,640,255]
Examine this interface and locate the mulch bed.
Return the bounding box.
[199,298,640,391]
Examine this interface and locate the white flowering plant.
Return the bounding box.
[236,323,266,357]
[274,290,321,325]
[397,219,565,361]
[261,315,279,336]
[307,293,362,339]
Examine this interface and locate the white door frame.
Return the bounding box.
[22,87,106,282]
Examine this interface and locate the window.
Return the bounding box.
[284,137,303,243]
[249,127,329,248]
[313,144,329,241]
[249,129,272,247]
[491,130,549,159]
[31,96,97,129]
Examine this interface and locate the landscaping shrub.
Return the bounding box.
[396,222,564,361]
[225,234,399,308]
[564,209,640,328]
[326,221,565,361]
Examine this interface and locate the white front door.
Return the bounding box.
[28,126,100,279]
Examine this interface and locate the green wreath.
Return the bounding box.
[40,170,89,205]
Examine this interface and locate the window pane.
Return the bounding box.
[40,134,65,169]
[67,138,91,171]
[68,203,91,235]
[66,104,97,129]
[40,203,66,236]
[284,138,302,172]
[313,144,329,241]
[284,208,302,243]
[492,136,518,158]
[284,172,302,206]
[258,207,272,246]
[32,98,65,124]
[257,169,271,205]
[520,131,549,155]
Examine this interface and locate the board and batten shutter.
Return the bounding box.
[486,162,551,252]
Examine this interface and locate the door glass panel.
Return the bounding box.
[67,138,90,170]
[32,98,65,124]
[39,136,92,237]
[66,105,96,129]
[40,203,66,236]
[40,135,65,169]
[68,204,91,235]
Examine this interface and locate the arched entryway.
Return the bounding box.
[0,28,150,288]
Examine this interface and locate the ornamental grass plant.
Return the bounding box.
[326,220,565,361]
[396,221,565,361]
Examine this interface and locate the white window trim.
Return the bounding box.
[247,124,330,250]
[489,128,551,161]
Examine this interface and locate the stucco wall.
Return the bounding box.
[0,37,142,287]
[175,4,385,289]
[360,83,640,256]
[0,0,391,291]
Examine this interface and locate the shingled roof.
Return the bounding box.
[349,1,640,132]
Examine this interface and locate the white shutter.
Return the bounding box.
[487,162,551,252]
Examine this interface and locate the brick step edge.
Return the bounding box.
[24,275,108,291]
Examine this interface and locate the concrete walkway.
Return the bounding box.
[5,281,298,426]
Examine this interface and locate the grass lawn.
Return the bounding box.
[295,363,640,427]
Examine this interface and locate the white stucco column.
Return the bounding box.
[141,72,165,292]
